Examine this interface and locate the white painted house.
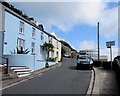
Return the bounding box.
[49,35,61,62]
[0,1,61,76]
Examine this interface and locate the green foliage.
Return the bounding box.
[17,47,30,54]
[60,40,71,49]
[60,40,77,52]
[10,47,30,54]
[50,34,56,39]
[43,42,54,52]
[43,42,54,63]
[47,58,56,62]
[114,56,120,61]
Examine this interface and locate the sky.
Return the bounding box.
[5,0,119,60]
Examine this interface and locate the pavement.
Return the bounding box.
[87,67,119,95]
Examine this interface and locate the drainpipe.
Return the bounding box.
[33,53,36,71]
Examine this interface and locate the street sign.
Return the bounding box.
[106,41,115,48]
[106,41,115,69]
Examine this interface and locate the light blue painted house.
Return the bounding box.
[0,2,55,77]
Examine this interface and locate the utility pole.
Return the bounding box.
[98,22,100,61]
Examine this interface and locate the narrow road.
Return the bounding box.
[3,58,92,95]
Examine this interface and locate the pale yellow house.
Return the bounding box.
[49,35,61,62]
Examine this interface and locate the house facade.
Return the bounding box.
[49,35,61,62]
[0,2,58,71]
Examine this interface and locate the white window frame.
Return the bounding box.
[56,51,58,58]
[49,37,52,43]
[40,45,44,55]
[31,42,35,54]
[17,38,25,50]
[32,27,36,38]
[51,51,54,57]
[57,41,58,49]
[19,21,24,34]
[41,32,44,41]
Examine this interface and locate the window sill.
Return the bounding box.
[32,37,36,40]
[19,32,24,35]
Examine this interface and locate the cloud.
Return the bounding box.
[50,32,65,41]
[10,1,117,37]
[99,6,118,38]
[7,2,106,32]
[79,41,96,50]
[79,40,119,61]
[5,0,119,2]
[50,32,57,38]
[7,1,118,38]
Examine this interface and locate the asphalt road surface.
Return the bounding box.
[3,58,92,95]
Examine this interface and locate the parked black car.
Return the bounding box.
[113,56,120,87]
[76,55,93,70]
[113,56,120,71]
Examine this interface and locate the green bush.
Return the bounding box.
[47,58,56,62]
[102,61,111,70]
[10,47,30,54]
[93,60,102,67]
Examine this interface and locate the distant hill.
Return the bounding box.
[60,40,77,52]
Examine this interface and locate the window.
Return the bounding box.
[56,52,58,58]
[32,27,36,38]
[31,42,35,54]
[17,38,25,50]
[49,37,52,43]
[51,52,54,57]
[19,21,24,34]
[41,32,44,40]
[40,45,44,55]
[57,41,58,49]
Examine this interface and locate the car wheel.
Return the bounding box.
[90,66,93,70]
[76,66,79,70]
[76,66,78,70]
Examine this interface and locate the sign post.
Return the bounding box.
[106,41,115,69]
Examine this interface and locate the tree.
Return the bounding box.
[43,42,54,68]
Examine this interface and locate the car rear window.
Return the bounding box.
[79,56,87,59]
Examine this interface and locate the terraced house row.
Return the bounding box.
[0,1,61,77]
